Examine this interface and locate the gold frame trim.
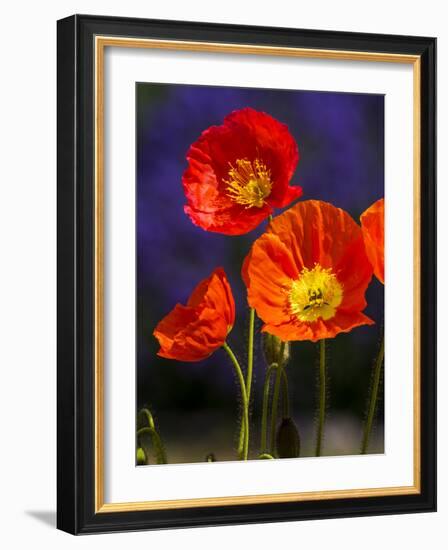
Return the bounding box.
[94,36,422,513]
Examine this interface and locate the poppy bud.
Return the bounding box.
[263,333,290,367]
[136,447,147,465]
[276,417,301,458]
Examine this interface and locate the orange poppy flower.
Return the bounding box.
[360,198,384,284]
[153,268,235,362]
[182,108,302,235]
[242,200,374,342]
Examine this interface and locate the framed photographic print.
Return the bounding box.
[57,14,436,534]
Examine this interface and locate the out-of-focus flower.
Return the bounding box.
[153,268,235,361]
[360,198,384,284]
[242,200,374,342]
[182,108,302,235]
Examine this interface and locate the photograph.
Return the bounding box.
[136,83,385,465]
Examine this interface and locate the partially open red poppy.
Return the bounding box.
[242,200,374,342]
[182,108,302,235]
[153,268,235,362]
[360,198,384,284]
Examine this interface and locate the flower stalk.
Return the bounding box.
[238,308,256,456]
[270,361,284,455]
[246,308,255,401]
[361,336,385,454]
[260,364,276,453]
[137,408,167,464]
[260,336,290,457]
[315,339,326,457]
[280,368,290,418]
[223,342,249,460]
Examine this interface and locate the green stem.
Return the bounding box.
[150,430,167,464]
[269,342,286,455]
[280,368,290,417]
[140,408,156,430]
[268,214,273,223]
[261,364,276,453]
[246,308,255,401]
[137,427,152,437]
[237,429,245,459]
[361,336,385,454]
[223,342,249,460]
[137,408,156,430]
[137,427,167,464]
[238,308,256,456]
[315,339,326,457]
[270,367,282,454]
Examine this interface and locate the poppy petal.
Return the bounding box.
[361,198,384,284]
[243,233,300,325]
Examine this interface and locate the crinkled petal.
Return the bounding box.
[263,311,374,343]
[243,233,300,326]
[153,268,235,362]
[182,108,300,235]
[243,200,375,341]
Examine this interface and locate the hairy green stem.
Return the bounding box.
[140,408,155,430]
[280,368,290,417]
[260,364,276,453]
[315,339,326,457]
[264,341,286,455]
[238,308,256,456]
[223,342,249,460]
[267,343,286,455]
[137,426,167,464]
[246,308,255,401]
[361,336,385,454]
[270,366,283,454]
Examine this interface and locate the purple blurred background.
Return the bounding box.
[137,83,384,464]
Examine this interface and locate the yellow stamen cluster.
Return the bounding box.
[288,264,343,322]
[225,158,272,208]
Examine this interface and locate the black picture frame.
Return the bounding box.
[57,14,436,535]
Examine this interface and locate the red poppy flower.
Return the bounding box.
[360,198,384,284]
[242,200,374,342]
[182,108,302,235]
[153,268,235,362]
